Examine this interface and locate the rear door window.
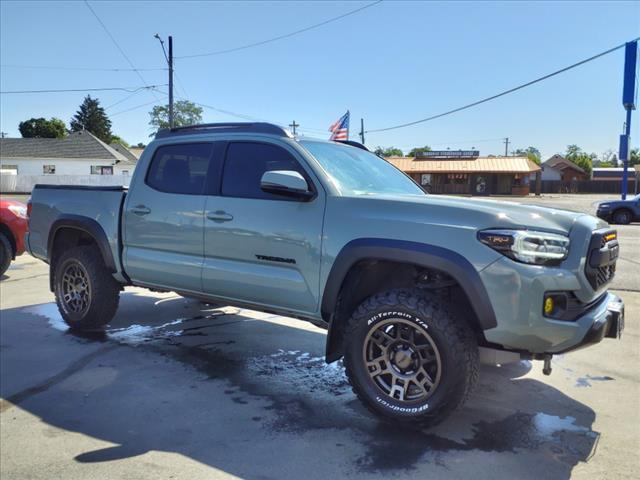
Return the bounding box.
[146,143,220,195]
[221,142,307,200]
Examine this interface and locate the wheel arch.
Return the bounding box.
[47,215,117,291]
[321,238,497,363]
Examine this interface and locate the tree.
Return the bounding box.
[149,100,203,133]
[18,117,67,138]
[374,146,403,157]
[407,145,432,157]
[110,135,130,148]
[135,142,146,148]
[70,95,113,143]
[599,149,618,167]
[513,146,541,165]
[565,144,595,176]
[629,148,640,167]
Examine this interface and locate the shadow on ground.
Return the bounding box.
[0,291,599,479]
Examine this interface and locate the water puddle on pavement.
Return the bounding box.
[23,301,601,473]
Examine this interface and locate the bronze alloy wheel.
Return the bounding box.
[60,261,92,315]
[363,318,442,402]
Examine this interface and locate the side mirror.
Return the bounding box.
[260,170,313,200]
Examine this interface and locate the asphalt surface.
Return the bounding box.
[1,194,639,479]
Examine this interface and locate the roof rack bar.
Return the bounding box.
[155,122,291,139]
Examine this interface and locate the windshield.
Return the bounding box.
[301,140,425,196]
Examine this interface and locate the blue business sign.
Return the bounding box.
[623,41,637,110]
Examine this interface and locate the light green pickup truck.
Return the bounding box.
[26,123,624,426]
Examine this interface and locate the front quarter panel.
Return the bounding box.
[319,196,504,315]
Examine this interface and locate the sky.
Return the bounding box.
[1,0,639,159]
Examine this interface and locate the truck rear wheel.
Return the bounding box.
[343,289,479,427]
[54,246,120,331]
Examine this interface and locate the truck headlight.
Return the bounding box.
[478,229,570,265]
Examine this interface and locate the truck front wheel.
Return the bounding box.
[54,246,120,330]
[343,289,479,427]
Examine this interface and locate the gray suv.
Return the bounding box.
[26,123,625,426]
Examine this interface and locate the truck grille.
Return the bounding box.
[585,229,618,290]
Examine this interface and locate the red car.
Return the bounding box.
[0,199,28,276]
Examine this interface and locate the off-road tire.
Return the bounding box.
[0,232,12,277]
[343,289,479,427]
[613,209,632,225]
[54,246,120,330]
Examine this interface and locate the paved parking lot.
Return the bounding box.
[1,194,638,479]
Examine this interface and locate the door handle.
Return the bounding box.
[207,210,234,222]
[130,205,151,216]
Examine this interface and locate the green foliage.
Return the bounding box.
[565,144,596,176]
[630,148,639,167]
[374,146,404,157]
[599,149,618,166]
[18,117,67,138]
[135,142,146,148]
[513,146,541,165]
[149,100,203,133]
[70,95,113,143]
[110,135,130,148]
[407,146,431,157]
[598,161,615,168]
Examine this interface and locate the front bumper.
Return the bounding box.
[596,209,611,221]
[480,255,624,354]
[555,294,624,353]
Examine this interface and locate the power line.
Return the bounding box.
[110,99,164,117]
[0,64,166,72]
[0,85,167,94]
[366,37,640,133]
[196,101,276,123]
[105,89,145,109]
[177,0,383,59]
[84,0,162,102]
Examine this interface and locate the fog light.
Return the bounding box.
[543,292,569,319]
[544,297,554,315]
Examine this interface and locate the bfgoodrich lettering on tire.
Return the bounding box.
[343,289,479,427]
[54,245,120,330]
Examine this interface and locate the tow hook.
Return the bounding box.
[542,354,553,375]
[532,353,553,375]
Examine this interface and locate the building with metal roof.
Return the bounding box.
[385,152,540,195]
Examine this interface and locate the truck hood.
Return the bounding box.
[349,194,604,234]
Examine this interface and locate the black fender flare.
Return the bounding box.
[321,238,497,361]
[47,214,117,277]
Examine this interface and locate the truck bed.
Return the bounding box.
[27,184,128,278]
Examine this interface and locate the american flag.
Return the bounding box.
[329,111,349,141]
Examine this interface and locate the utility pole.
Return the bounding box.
[168,36,174,129]
[0,132,7,138]
[154,34,174,129]
[359,118,365,145]
[503,137,510,156]
[288,120,299,135]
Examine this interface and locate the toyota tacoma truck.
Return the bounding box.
[26,123,625,426]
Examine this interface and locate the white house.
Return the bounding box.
[0,130,137,176]
[0,131,139,192]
